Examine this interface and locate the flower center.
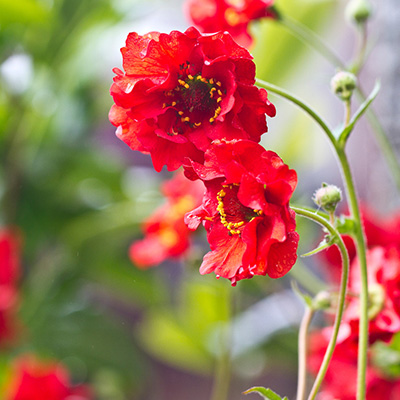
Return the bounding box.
[216,185,263,236]
[164,62,224,128]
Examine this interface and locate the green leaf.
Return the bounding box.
[335,214,356,235]
[300,237,333,257]
[338,80,381,145]
[243,386,289,400]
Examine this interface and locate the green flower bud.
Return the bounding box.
[313,183,342,213]
[368,284,385,320]
[313,291,332,311]
[330,71,357,101]
[345,0,373,24]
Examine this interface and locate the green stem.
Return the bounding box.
[356,87,400,191]
[344,100,351,127]
[289,260,326,295]
[255,78,336,145]
[257,78,368,398]
[335,148,369,400]
[297,306,315,400]
[210,286,232,400]
[278,15,345,69]
[350,24,368,75]
[292,207,349,400]
[278,14,400,193]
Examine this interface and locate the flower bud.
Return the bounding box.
[330,71,357,101]
[313,291,332,311]
[345,0,372,25]
[368,284,385,320]
[313,183,342,213]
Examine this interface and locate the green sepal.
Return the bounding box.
[338,80,380,146]
[335,215,357,235]
[243,386,289,400]
[301,237,334,257]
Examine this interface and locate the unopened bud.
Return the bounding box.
[331,71,357,101]
[368,284,385,320]
[313,291,332,311]
[313,183,342,213]
[345,0,372,24]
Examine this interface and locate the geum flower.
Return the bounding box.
[308,331,400,400]
[322,206,400,281]
[109,27,275,172]
[186,0,278,48]
[184,139,298,285]
[5,355,93,400]
[130,170,205,268]
[338,246,400,345]
[0,228,21,347]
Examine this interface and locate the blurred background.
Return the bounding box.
[0,0,398,399]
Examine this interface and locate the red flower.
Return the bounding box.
[309,331,400,400]
[0,228,21,346]
[323,207,400,281]
[130,170,204,267]
[5,355,93,400]
[186,0,277,48]
[338,246,400,345]
[109,27,275,172]
[0,228,21,287]
[184,139,298,285]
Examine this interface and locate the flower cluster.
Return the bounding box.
[0,228,21,347]
[4,355,93,400]
[110,27,298,284]
[186,0,278,47]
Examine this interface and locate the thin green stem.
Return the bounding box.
[297,306,315,400]
[210,287,232,400]
[344,100,351,127]
[278,14,400,193]
[350,24,368,75]
[255,78,336,145]
[291,207,350,400]
[335,148,369,400]
[257,78,368,397]
[278,15,345,69]
[356,87,400,191]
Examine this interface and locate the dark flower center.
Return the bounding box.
[164,63,224,128]
[217,184,263,236]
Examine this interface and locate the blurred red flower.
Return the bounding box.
[309,331,400,400]
[109,27,275,172]
[323,207,400,281]
[184,139,298,285]
[130,170,205,268]
[186,0,277,47]
[0,228,21,346]
[338,246,400,345]
[5,355,92,400]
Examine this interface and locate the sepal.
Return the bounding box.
[243,386,289,400]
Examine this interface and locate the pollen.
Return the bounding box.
[168,65,225,127]
[217,187,244,236]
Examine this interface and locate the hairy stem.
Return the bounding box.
[279,15,344,69]
[297,306,315,400]
[292,207,350,400]
[335,148,369,400]
[210,287,232,400]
